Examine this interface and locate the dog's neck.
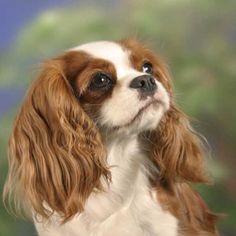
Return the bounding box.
[102,130,158,184]
[104,133,142,185]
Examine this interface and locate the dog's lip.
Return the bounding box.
[114,99,163,130]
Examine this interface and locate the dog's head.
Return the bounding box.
[69,40,170,134]
[4,39,208,221]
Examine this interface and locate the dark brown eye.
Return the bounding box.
[89,72,113,90]
[142,62,153,74]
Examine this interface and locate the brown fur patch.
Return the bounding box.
[119,38,173,93]
[59,51,117,119]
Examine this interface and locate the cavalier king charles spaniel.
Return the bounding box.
[4,39,218,236]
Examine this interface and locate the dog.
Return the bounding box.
[4,39,218,235]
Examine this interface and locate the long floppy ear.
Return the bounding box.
[148,102,209,183]
[3,60,110,222]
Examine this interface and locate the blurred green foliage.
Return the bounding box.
[1,0,236,235]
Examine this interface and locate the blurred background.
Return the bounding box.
[0,0,235,235]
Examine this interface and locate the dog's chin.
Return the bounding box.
[111,102,166,136]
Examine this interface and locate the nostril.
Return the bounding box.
[150,77,156,85]
[140,80,146,87]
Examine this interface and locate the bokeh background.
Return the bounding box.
[0,0,235,235]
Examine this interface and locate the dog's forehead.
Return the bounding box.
[71,41,139,79]
[72,41,128,62]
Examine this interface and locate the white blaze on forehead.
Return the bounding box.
[71,41,142,79]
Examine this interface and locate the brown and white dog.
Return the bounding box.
[4,39,218,235]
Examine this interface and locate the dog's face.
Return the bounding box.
[62,40,171,134]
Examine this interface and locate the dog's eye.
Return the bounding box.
[90,72,113,90]
[142,62,153,74]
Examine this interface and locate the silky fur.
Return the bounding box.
[3,39,218,235]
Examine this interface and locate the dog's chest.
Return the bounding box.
[35,138,178,236]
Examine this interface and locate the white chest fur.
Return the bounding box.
[35,137,178,236]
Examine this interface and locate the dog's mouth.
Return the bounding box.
[114,99,164,130]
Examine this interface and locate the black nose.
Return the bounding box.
[129,75,157,96]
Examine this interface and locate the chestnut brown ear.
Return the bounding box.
[3,60,110,222]
[148,103,209,183]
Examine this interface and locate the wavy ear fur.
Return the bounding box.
[3,60,110,222]
[147,102,209,184]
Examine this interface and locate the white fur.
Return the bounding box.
[100,79,169,131]
[34,42,177,235]
[72,41,138,79]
